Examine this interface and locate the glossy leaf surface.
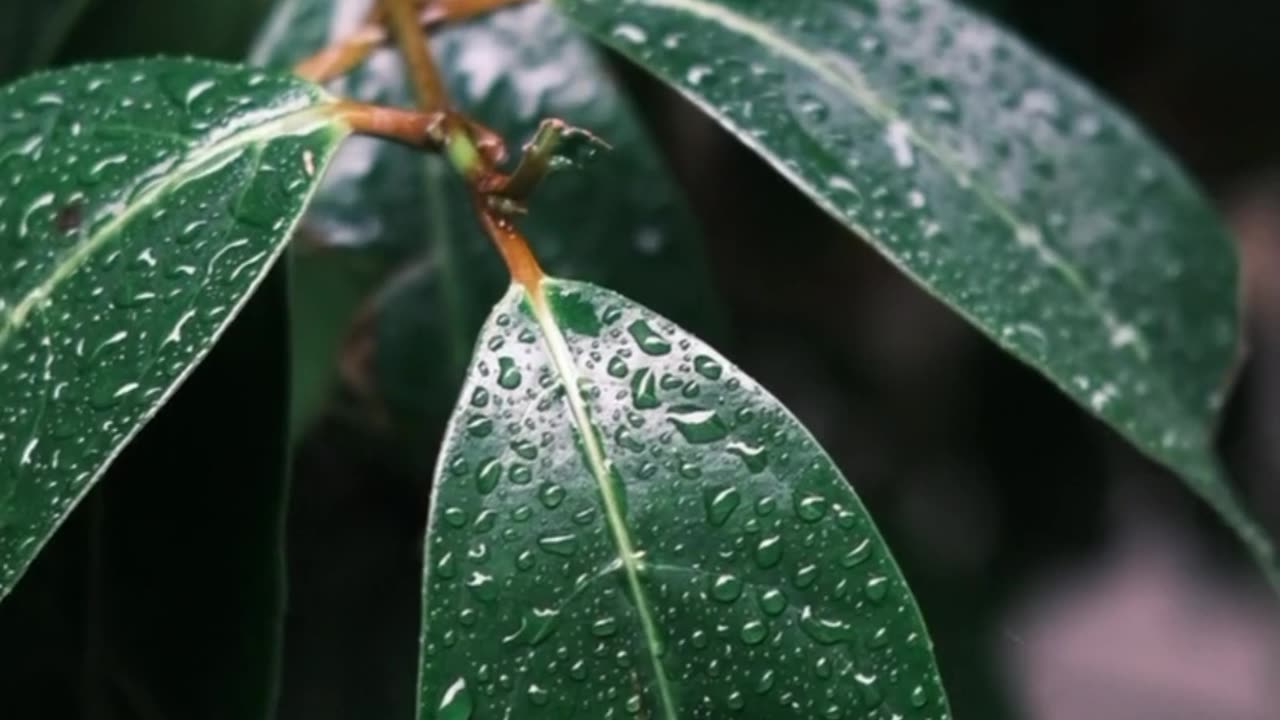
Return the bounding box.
[552,0,1276,584]
[0,58,347,597]
[418,278,949,720]
[253,0,720,452]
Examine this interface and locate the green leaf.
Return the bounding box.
[551,0,1278,587]
[418,277,950,720]
[0,0,93,81]
[0,265,292,720]
[252,0,722,455]
[0,58,349,598]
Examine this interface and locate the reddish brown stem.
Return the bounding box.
[476,201,545,290]
[336,101,448,148]
[293,0,528,84]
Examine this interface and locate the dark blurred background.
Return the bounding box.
[5,0,1279,718]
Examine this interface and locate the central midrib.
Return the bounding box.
[525,282,679,720]
[0,100,345,352]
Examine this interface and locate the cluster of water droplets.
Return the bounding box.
[0,59,339,592]
[582,0,1240,480]
[420,280,947,719]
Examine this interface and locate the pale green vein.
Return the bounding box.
[524,281,679,720]
[0,101,347,351]
[585,0,1150,362]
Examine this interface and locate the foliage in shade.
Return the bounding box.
[0,266,293,720]
[0,58,347,598]
[0,0,92,81]
[417,278,950,720]
[550,0,1277,586]
[252,0,721,456]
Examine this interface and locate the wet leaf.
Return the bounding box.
[0,58,349,598]
[253,0,721,456]
[418,278,950,720]
[552,0,1277,587]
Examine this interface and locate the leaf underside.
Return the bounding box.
[550,0,1277,587]
[0,58,346,597]
[418,278,950,720]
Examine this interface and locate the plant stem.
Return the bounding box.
[476,200,545,291]
[292,0,528,84]
[382,0,545,287]
[293,25,384,83]
[336,101,447,148]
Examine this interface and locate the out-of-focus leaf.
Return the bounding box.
[0,58,348,597]
[0,265,292,720]
[252,0,721,461]
[0,0,93,81]
[57,0,274,63]
[551,0,1277,588]
[418,277,950,719]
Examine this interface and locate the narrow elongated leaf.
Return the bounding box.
[253,0,721,453]
[551,0,1277,585]
[418,278,950,720]
[0,58,349,597]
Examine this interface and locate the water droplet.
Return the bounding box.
[630,367,660,409]
[510,438,538,460]
[799,605,853,645]
[614,426,646,453]
[470,387,489,407]
[508,464,532,485]
[710,573,744,603]
[755,669,776,694]
[537,482,565,509]
[435,551,457,579]
[703,486,741,526]
[841,538,872,567]
[793,563,819,588]
[527,683,550,706]
[611,23,648,44]
[627,320,671,355]
[466,416,493,437]
[607,355,629,378]
[693,355,723,381]
[538,533,579,557]
[757,587,788,616]
[686,64,715,86]
[465,572,497,602]
[475,458,501,495]
[437,678,473,720]
[443,506,467,528]
[793,493,827,522]
[591,615,619,636]
[497,357,522,389]
[754,535,782,568]
[865,576,889,603]
[911,685,929,708]
[740,620,768,645]
[728,441,768,473]
[667,406,729,444]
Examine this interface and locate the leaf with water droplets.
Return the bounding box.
[252,0,721,458]
[551,0,1278,589]
[418,278,950,719]
[0,58,349,598]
